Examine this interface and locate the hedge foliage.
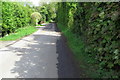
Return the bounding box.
[56,2,120,70]
[2,2,33,37]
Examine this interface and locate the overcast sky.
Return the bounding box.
[10,0,41,6]
[29,0,40,6]
[4,0,118,5]
[9,0,60,6]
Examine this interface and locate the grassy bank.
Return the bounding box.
[0,26,37,41]
[57,23,118,78]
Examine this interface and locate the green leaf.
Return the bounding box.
[107,62,114,68]
[99,12,105,18]
[114,49,119,55]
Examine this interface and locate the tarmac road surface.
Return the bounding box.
[0,23,80,79]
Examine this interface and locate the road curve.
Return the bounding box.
[0,23,80,78]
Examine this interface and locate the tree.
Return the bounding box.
[31,12,42,25]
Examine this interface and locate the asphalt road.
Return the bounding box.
[0,23,80,78]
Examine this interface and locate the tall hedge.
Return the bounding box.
[56,2,120,70]
[2,2,33,37]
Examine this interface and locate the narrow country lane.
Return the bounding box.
[0,23,80,78]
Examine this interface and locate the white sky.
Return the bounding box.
[29,0,40,6]
[3,0,118,5]
[9,0,41,6]
[9,0,60,6]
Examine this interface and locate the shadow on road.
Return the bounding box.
[56,35,80,78]
[8,34,58,78]
[3,23,80,78]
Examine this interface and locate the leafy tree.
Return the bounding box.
[34,2,57,22]
[31,12,42,25]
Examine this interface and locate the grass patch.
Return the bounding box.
[0,26,37,41]
[57,23,118,78]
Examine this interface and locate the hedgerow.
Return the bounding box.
[56,2,120,77]
[2,2,33,37]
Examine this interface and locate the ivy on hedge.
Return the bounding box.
[56,2,120,70]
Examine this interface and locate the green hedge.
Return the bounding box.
[56,2,120,73]
[2,2,33,37]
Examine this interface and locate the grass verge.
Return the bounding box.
[0,26,37,41]
[57,23,118,78]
